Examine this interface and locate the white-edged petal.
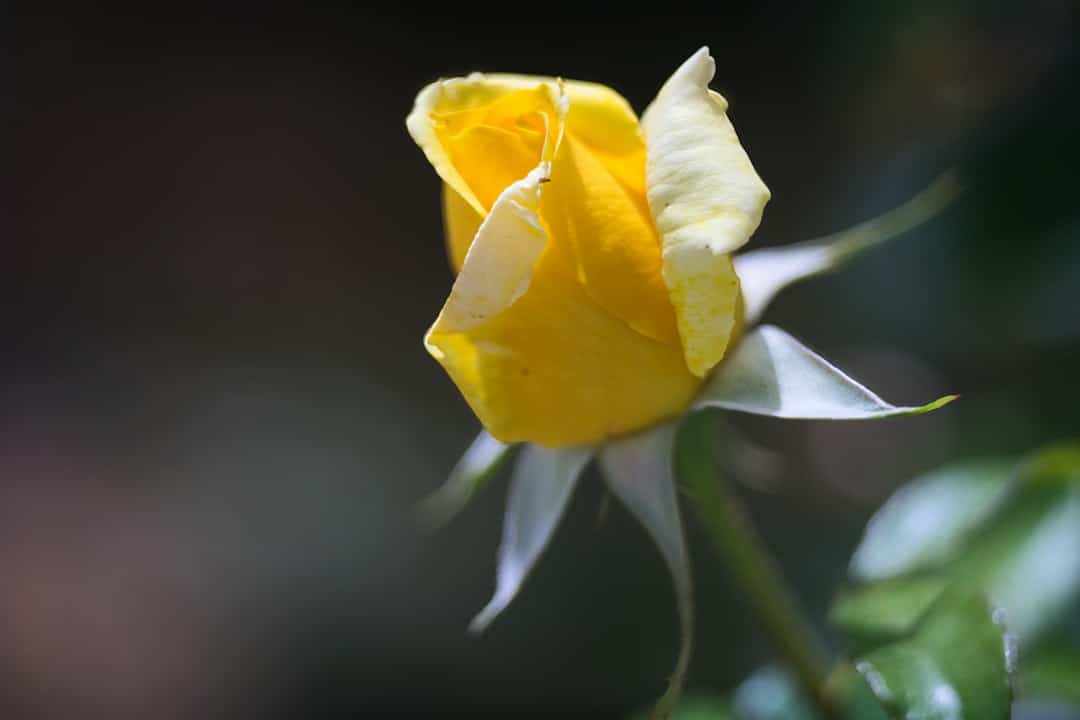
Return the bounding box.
[470,443,594,633]
[643,47,771,377]
[694,325,957,419]
[428,164,550,336]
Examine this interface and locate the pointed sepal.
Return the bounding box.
[470,443,593,633]
[419,431,513,529]
[600,421,693,718]
[695,325,956,420]
[736,172,960,324]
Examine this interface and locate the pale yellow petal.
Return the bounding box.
[643,47,771,376]
[430,164,550,335]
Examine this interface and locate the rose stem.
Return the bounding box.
[677,410,836,717]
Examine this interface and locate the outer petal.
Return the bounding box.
[429,165,551,336]
[643,47,771,376]
[426,168,698,447]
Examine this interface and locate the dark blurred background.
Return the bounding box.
[9,4,1079,718]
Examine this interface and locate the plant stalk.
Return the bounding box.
[678,412,836,717]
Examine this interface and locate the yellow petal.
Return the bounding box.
[407,72,644,214]
[545,77,647,195]
[442,184,483,272]
[407,77,566,217]
[541,135,678,344]
[643,47,771,376]
[436,73,646,185]
[426,166,697,448]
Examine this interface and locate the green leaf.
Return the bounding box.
[469,444,593,632]
[642,664,897,720]
[831,576,953,650]
[669,665,890,720]
[694,325,956,419]
[419,430,512,528]
[1012,699,1080,720]
[735,171,960,324]
[1017,443,1080,486]
[1021,644,1080,705]
[834,443,1080,651]
[600,421,693,719]
[854,595,1013,720]
[849,459,1016,582]
[834,668,894,720]
[957,486,1080,640]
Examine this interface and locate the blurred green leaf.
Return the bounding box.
[1012,698,1080,720]
[1018,444,1080,486]
[831,576,952,650]
[419,430,512,528]
[601,421,693,719]
[849,459,1016,582]
[642,665,891,720]
[652,447,1077,720]
[735,171,960,324]
[955,485,1080,640]
[1021,644,1080,705]
[695,325,956,420]
[469,444,592,632]
[835,443,1080,650]
[743,663,904,720]
[854,595,1013,720]
[836,669,894,720]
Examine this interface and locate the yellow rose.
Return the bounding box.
[410,49,962,717]
[407,48,770,448]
